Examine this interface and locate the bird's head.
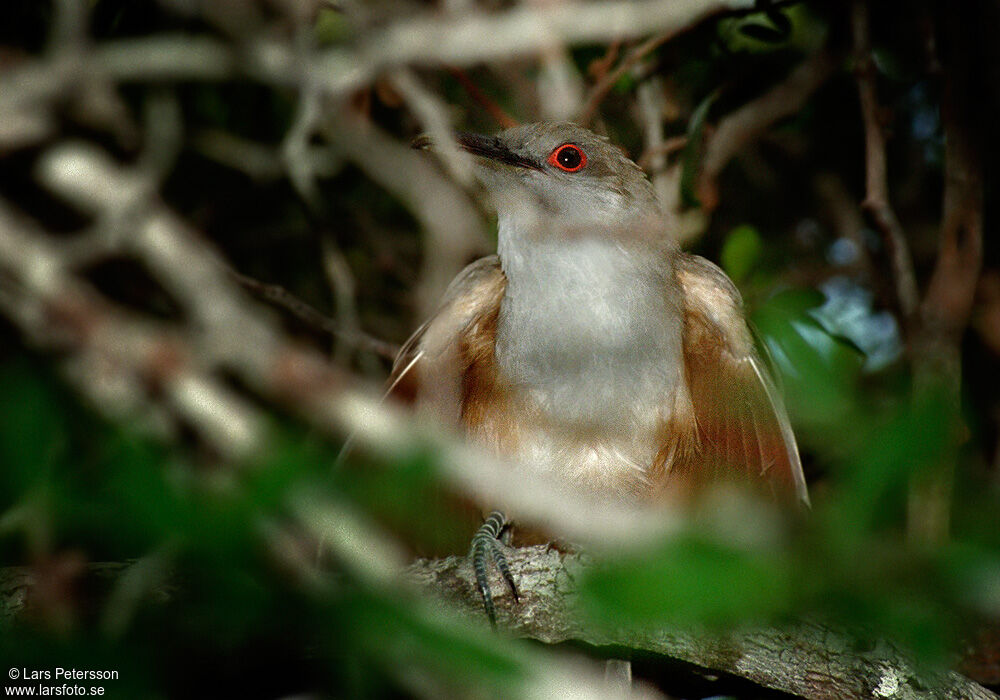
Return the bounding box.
[417,122,661,231]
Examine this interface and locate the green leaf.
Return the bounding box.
[580,537,794,627]
[716,5,819,54]
[721,224,763,283]
[751,289,864,429]
[679,90,719,208]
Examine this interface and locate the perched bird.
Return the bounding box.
[394,122,808,623]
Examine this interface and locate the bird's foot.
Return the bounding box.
[470,510,519,627]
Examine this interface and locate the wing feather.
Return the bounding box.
[675,253,809,506]
[386,256,506,423]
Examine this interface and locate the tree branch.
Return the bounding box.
[637,135,687,172]
[697,46,839,211]
[446,66,519,128]
[407,546,999,700]
[577,32,677,127]
[851,0,921,328]
[916,30,984,365]
[230,267,399,360]
[6,548,995,698]
[906,5,985,547]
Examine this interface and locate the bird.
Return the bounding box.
[393,121,809,624]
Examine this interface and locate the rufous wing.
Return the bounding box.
[381,256,506,555]
[387,255,506,424]
[672,253,809,506]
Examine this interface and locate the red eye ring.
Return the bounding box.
[547,144,587,172]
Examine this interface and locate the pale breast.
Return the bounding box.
[485,238,687,495]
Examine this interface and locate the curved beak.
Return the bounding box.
[411,132,541,171]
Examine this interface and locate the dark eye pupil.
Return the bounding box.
[557,146,581,169]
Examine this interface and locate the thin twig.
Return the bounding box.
[698,46,839,211]
[537,42,585,121]
[393,68,475,184]
[635,77,683,222]
[230,267,399,360]
[812,172,878,285]
[586,40,622,82]
[637,134,687,171]
[577,32,676,127]
[323,112,489,318]
[636,78,669,174]
[446,66,518,128]
[282,82,325,210]
[850,0,920,326]
[319,236,371,369]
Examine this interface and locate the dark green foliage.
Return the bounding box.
[0,356,527,697]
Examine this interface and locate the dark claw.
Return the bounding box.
[492,545,519,603]
[472,535,497,626]
[469,511,518,626]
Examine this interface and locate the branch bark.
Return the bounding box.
[6,549,996,699]
[407,546,999,700]
[906,5,985,547]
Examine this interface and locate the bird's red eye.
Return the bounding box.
[547,144,586,172]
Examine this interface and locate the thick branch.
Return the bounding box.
[905,7,985,547]
[6,550,995,698]
[407,546,998,700]
[916,20,984,359]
